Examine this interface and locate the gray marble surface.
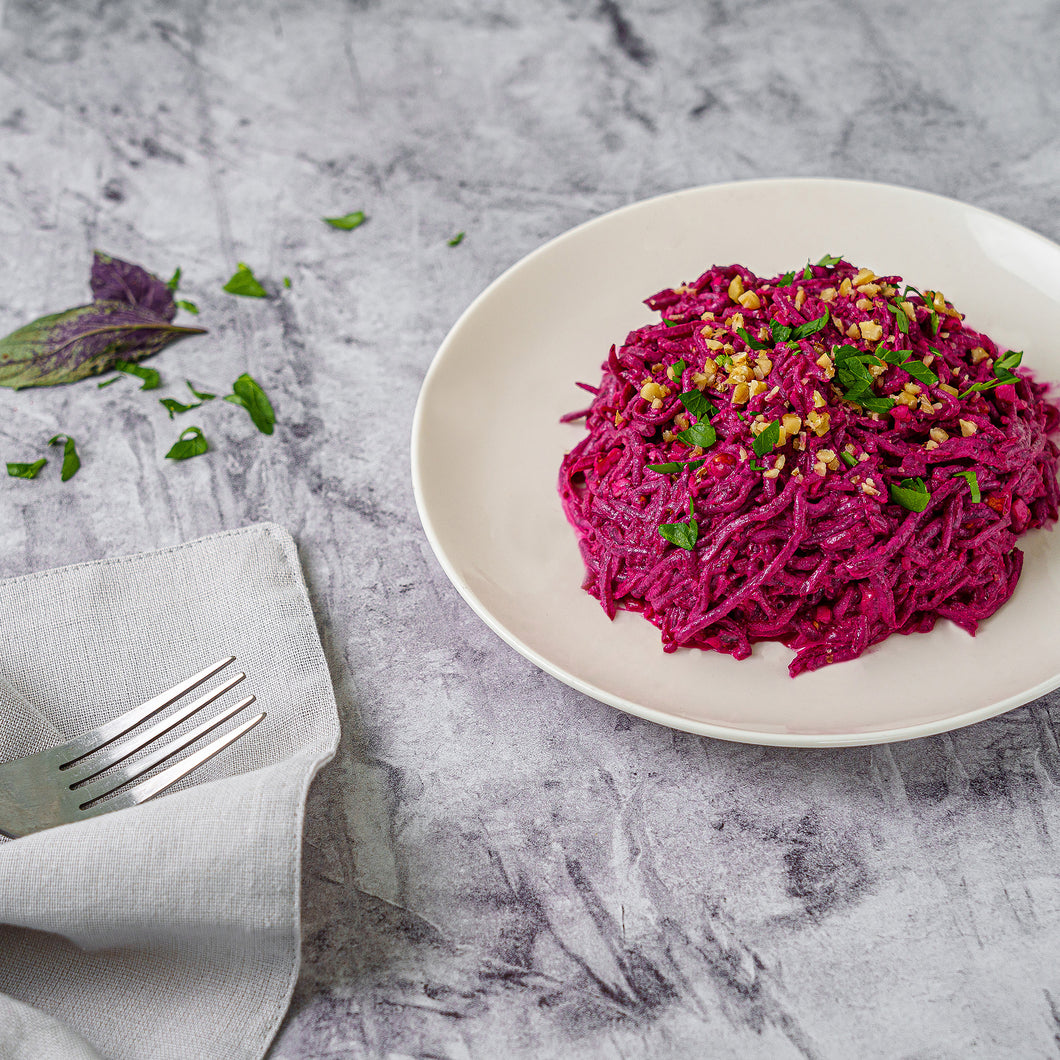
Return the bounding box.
[2,0,1060,1056]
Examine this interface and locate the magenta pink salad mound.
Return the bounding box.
[558,258,1060,676]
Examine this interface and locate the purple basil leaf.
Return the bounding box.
[0,301,206,389]
[90,251,177,322]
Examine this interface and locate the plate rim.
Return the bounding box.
[411,177,1060,747]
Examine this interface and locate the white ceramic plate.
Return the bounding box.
[411,179,1060,746]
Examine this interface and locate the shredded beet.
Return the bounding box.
[558,259,1060,676]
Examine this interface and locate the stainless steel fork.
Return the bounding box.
[0,657,264,839]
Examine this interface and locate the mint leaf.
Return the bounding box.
[323,211,366,230]
[888,477,931,513]
[679,390,717,422]
[224,372,275,435]
[752,420,780,458]
[223,263,268,298]
[7,458,46,479]
[47,434,80,481]
[165,426,208,460]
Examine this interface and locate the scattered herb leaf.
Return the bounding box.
[160,397,202,419]
[776,271,796,287]
[7,458,46,479]
[840,451,859,468]
[953,469,981,503]
[792,309,830,340]
[802,263,812,280]
[669,358,686,382]
[113,359,161,390]
[737,327,770,351]
[47,434,80,481]
[166,267,182,292]
[659,498,698,550]
[769,320,793,345]
[283,276,292,289]
[646,458,705,475]
[749,460,766,471]
[679,390,717,422]
[176,299,199,315]
[323,211,366,231]
[222,263,268,298]
[889,476,931,513]
[447,231,465,247]
[816,253,843,267]
[186,381,215,401]
[752,420,781,458]
[97,376,121,389]
[677,422,717,450]
[165,426,209,460]
[899,359,938,386]
[224,372,275,435]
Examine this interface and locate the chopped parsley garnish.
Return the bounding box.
[752,420,780,458]
[776,271,796,287]
[832,345,895,412]
[659,498,698,550]
[749,460,767,471]
[646,458,706,475]
[737,327,770,350]
[927,308,939,335]
[791,309,830,340]
[677,422,717,449]
[953,469,981,503]
[816,253,843,267]
[7,458,46,479]
[663,319,683,328]
[959,349,1022,398]
[715,353,733,368]
[897,358,938,387]
[888,477,931,513]
[97,376,121,389]
[47,434,80,481]
[802,263,812,280]
[165,426,209,460]
[283,276,292,288]
[323,211,366,230]
[884,301,910,335]
[840,451,858,468]
[670,358,686,381]
[679,390,717,421]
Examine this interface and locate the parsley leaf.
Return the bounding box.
[953,469,981,503]
[646,458,705,475]
[776,271,796,287]
[47,434,80,481]
[659,498,698,550]
[802,264,812,280]
[749,460,767,471]
[752,420,781,458]
[679,390,717,422]
[677,422,717,449]
[669,358,686,382]
[959,350,1023,398]
[447,231,465,247]
[165,426,209,460]
[899,359,938,387]
[7,458,47,479]
[769,320,793,345]
[113,359,161,390]
[791,309,830,340]
[737,327,770,351]
[323,211,366,230]
[224,373,275,435]
[816,253,843,267]
[888,476,931,513]
[223,263,268,298]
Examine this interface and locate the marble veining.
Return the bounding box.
[2,0,1060,1056]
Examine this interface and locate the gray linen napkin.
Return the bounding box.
[0,524,340,1060]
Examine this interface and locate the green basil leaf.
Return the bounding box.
[737,327,769,351]
[224,372,275,435]
[447,231,465,247]
[752,420,781,458]
[792,309,829,340]
[677,422,717,449]
[888,476,931,513]
[324,211,366,230]
[816,253,843,267]
[165,426,209,460]
[679,390,717,422]
[7,458,46,479]
[186,381,215,401]
[113,359,160,390]
[47,434,80,481]
[222,263,268,298]
[840,451,858,468]
[166,267,182,292]
[159,397,202,419]
[899,359,938,386]
[953,469,981,503]
[176,299,199,315]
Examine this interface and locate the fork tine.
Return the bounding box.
[64,671,246,784]
[77,695,257,807]
[59,656,236,765]
[89,710,266,813]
